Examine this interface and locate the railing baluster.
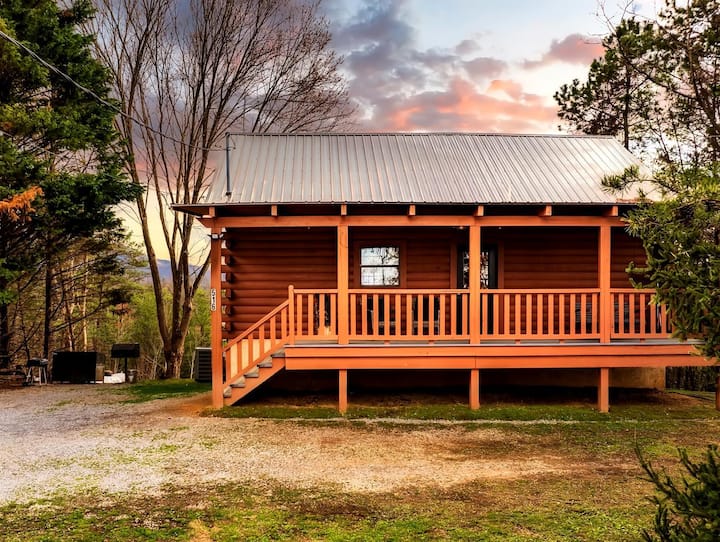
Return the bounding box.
[428,295,436,337]
[330,294,337,335]
[372,294,380,337]
[296,294,303,338]
[536,293,543,337]
[439,294,446,336]
[639,293,646,334]
[417,295,424,336]
[548,294,554,336]
[450,294,457,336]
[464,293,470,336]
[383,294,391,338]
[525,294,532,336]
[406,293,413,336]
[395,294,401,337]
[350,293,357,336]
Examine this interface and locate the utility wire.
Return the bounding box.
[0,28,226,152]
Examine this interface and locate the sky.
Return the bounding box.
[321,0,660,133]
[123,0,665,263]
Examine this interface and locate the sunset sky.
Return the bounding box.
[323,0,660,133]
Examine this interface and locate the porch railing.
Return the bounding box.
[282,286,671,343]
[611,288,670,339]
[480,289,600,339]
[348,289,470,340]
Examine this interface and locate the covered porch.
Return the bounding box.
[205,214,710,413]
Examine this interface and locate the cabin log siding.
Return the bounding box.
[222,228,337,338]
[500,228,599,288]
[611,229,646,288]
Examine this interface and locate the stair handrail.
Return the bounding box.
[222,299,291,353]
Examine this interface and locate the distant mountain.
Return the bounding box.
[140,259,210,287]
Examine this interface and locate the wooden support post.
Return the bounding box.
[339,369,348,414]
[288,285,295,345]
[598,367,610,413]
[340,204,348,216]
[469,225,482,343]
[338,225,349,344]
[599,225,611,343]
[716,374,720,411]
[469,369,480,410]
[209,227,224,408]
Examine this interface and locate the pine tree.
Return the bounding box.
[0,0,140,358]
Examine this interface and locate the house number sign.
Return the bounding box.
[210,288,217,312]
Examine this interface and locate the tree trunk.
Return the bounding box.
[43,253,52,359]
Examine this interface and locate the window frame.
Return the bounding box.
[356,242,405,288]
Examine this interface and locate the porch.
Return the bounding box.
[218,285,706,412]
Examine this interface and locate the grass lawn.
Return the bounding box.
[2,384,718,541]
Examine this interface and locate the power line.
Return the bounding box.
[0,28,225,153]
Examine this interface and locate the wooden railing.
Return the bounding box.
[224,288,672,364]
[348,289,470,340]
[611,289,670,338]
[479,289,600,339]
[223,300,291,384]
[291,288,338,340]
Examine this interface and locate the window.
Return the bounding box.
[360,246,400,286]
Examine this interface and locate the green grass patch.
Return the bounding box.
[0,478,659,542]
[120,379,210,403]
[208,393,720,423]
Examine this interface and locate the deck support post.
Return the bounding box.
[210,226,224,408]
[339,369,348,414]
[598,367,610,412]
[338,225,349,344]
[599,225,612,343]
[469,225,482,343]
[469,369,480,409]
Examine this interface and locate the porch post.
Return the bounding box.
[339,369,348,413]
[469,369,480,409]
[599,225,612,343]
[337,224,349,344]
[469,225,482,343]
[209,226,224,408]
[598,367,610,412]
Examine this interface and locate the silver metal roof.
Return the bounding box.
[209,133,647,205]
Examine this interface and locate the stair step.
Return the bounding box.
[257,357,273,368]
[244,367,260,378]
[223,386,231,398]
[230,376,246,388]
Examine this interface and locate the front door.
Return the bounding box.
[458,244,498,333]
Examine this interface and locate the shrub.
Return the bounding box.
[638,444,720,541]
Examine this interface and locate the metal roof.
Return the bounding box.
[206,133,648,206]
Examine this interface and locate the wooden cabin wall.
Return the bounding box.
[611,228,646,287]
[222,228,336,337]
[499,227,598,288]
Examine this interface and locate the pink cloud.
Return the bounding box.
[525,33,604,68]
[372,77,558,133]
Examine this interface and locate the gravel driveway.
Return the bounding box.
[1,385,570,504]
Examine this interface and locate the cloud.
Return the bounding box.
[325,2,599,134]
[524,33,604,68]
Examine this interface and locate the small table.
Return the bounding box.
[25,358,49,385]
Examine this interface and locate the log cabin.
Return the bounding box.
[174,133,714,412]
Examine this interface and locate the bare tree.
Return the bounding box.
[90,0,353,377]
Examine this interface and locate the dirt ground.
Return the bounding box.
[0,384,586,505]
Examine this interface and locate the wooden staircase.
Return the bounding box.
[221,301,291,406]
